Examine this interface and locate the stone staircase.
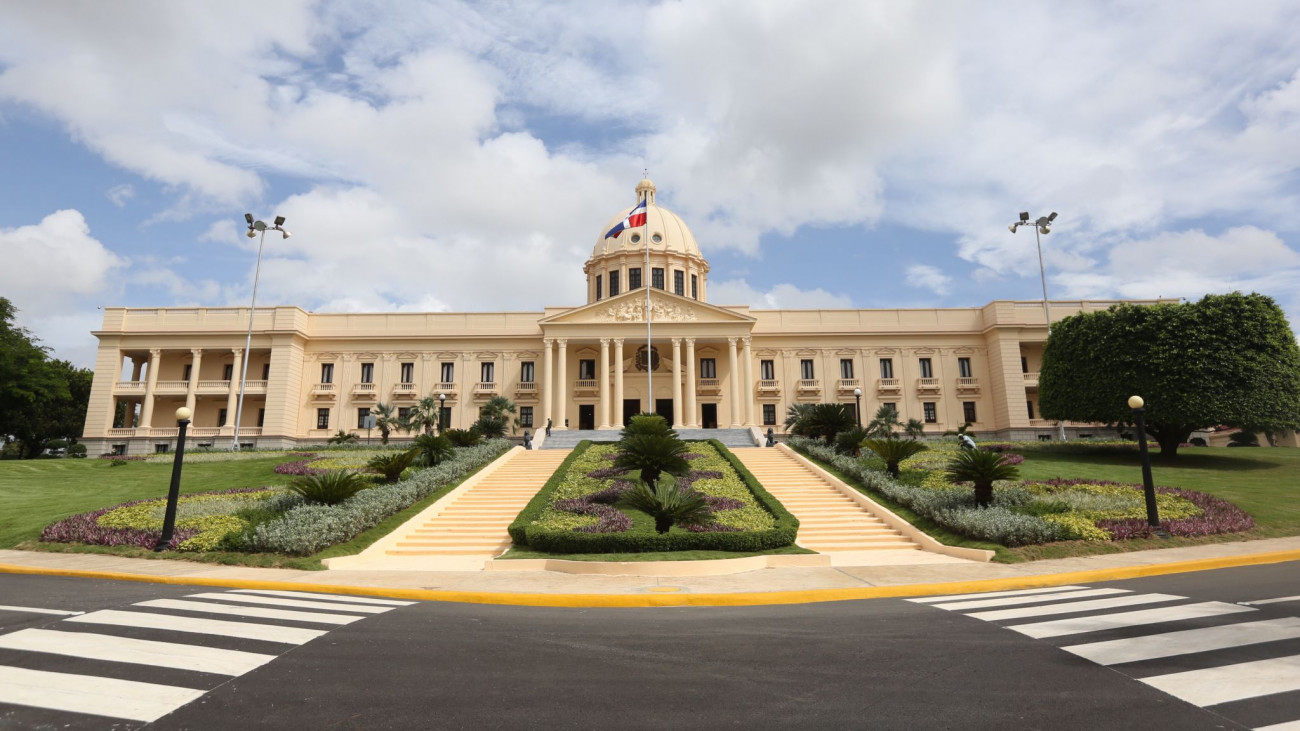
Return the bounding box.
[540,427,757,449]
[731,448,919,553]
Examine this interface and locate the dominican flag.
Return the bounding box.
[604,197,648,239]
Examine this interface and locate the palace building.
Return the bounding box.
[81,179,1154,455]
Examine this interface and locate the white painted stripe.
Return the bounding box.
[67,610,327,645]
[135,598,365,625]
[968,593,1185,622]
[1142,654,1300,707]
[0,665,204,722]
[184,592,391,614]
[932,588,1129,611]
[1255,720,1300,731]
[0,629,276,676]
[1061,617,1300,664]
[230,589,414,606]
[0,605,83,616]
[1011,602,1255,640]
[907,586,1091,604]
[1241,595,1300,606]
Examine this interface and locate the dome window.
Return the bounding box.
[630,234,641,243]
[652,233,662,243]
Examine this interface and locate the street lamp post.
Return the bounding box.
[853,387,863,428]
[438,393,446,435]
[154,407,192,551]
[1010,211,1066,442]
[232,214,291,451]
[1127,395,1167,537]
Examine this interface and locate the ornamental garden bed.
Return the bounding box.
[508,439,799,554]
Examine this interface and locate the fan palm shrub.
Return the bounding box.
[410,396,442,435]
[413,434,454,467]
[802,403,856,445]
[327,430,358,445]
[614,433,691,486]
[784,403,816,435]
[944,448,1021,507]
[478,396,518,435]
[287,470,370,505]
[866,405,903,438]
[472,413,509,439]
[372,402,398,445]
[443,428,482,447]
[620,413,677,440]
[366,449,419,483]
[904,419,926,439]
[617,473,712,534]
[834,427,871,456]
[860,437,928,478]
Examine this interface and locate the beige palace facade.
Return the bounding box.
[82,179,1155,455]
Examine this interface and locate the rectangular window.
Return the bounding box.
[840,359,854,379]
[879,359,894,379]
[357,407,371,429]
[400,362,414,383]
[262,362,270,380]
[883,402,898,416]
[521,361,535,383]
[316,408,330,430]
[958,357,973,378]
[183,364,192,381]
[763,404,776,425]
[218,408,228,427]
[700,358,717,379]
[1027,401,1035,420]
[398,407,411,424]
[652,267,665,289]
[963,401,977,424]
[520,406,533,427]
[595,274,602,301]
[610,270,620,296]
[155,443,169,454]
[320,363,334,384]
[439,406,452,430]
[760,359,775,380]
[628,267,642,290]
[1021,356,1029,374]
[441,362,454,383]
[578,359,596,380]
[223,363,233,380]
[360,363,374,383]
[800,359,815,379]
[919,358,933,379]
[481,362,494,383]
[691,274,698,300]
[257,408,265,428]
[674,270,684,296]
[923,402,937,423]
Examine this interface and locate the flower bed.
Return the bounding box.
[790,438,1253,547]
[508,440,797,554]
[41,488,280,551]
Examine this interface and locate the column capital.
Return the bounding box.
[557,339,568,348]
[685,338,695,347]
[671,337,681,346]
[231,347,244,357]
[149,348,162,358]
[727,337,738,346]
[543,338,554,346]
[421,352,435,361]
[613,338,624,346]
[600,338,610,346]
[190,348,203,357]
[742,336,752,347]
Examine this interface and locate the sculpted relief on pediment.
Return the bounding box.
[594,299,698,323]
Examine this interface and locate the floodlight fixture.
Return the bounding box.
[1010,209,1066,441]
[244,213,254,225]
[1019,211,1030,222]
[274,216,285,226]
[281,229,292,239]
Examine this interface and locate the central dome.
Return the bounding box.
[592,179,703,259]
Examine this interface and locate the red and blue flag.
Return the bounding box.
[604,197,647,239]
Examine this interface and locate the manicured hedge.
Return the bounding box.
[511,439,799,554]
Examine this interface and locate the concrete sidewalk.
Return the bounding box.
[3,537,1298,602]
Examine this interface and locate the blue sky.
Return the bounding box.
[2,1,1299,367]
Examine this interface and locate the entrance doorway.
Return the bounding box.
[578,404,595,430]
[701,404,718,429]
[655,398,673,426]
[622,399,640,426]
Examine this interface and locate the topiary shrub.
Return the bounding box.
[620,413,677,440]
[443,428,482,447]
[614,433,692,485]
[67,443,88,458]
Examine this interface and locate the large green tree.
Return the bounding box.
[0,298,92,458]
[1039,292,1300,457]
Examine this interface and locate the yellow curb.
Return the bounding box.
[2,549,1298,608]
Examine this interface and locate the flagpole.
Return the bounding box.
[644,186,652,415]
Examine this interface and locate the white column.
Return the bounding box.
[613,339,625,427]
[130,357,143,382]
[671,338,684,429]
[185,349,202,413]
[727,337,741,428]
[554,339,568,429]
[541,339,553,431]
[598,338,611,429]
[224,348,243,434]
[685,338,697,428]
[139,349,161,429]
[742,336,755,427]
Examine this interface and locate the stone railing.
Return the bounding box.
[153,428,179,437]
[242,380,268,391]
[956,377,981,392]
[474,381,498,394]
[155,380,189,391]
[233,427,263,436]
[756,379,780,392]
[189,427,221,437]
[876,378,901,392]
[697,378,721,393]
[515,382,538,394]
[115,381,145,392]
[198,380,231,392]
[917,378,941,392]
[573,379,599,393]
[312,383,336,398]
[435,382,456,394]
[1023,372,1040,388]
[392,383,418,397]
[797,379,820,392]
[352,383,377,396]
[107,428,136,437]
[836,378,859,392]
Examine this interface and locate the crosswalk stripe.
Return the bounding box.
[67,610,328,645]
[1241,595,1300,606]
[1060,617,1300,664]
[185,592,392,614]
[906,586,1091,604]
[0,629,276,676]
[1255,720,1300,731]
[230,589,415,606]
[135,598,366,625]
[0,665,205,723]
[930,588,1129,611]
[1141,654,1300,707]
[1010,601,1253,640]
[968,593,1185,622]
[0,605,83,616]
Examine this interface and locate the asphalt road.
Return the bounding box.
[0,562,1296,730]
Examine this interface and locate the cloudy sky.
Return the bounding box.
[2,0,1299,367]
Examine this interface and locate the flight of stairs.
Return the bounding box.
[540,428,757,449]
[382,449,570,558]
[732,448,919,552]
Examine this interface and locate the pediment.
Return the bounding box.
[539,289,754,326]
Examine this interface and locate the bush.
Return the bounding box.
[366,449,419,483]
[1228,431,1259,447]
[1190,437,1207,447]
[413,434,454,467]
[614,433,692,485]
[472,414,508,439]
[617,473,712,534]
[67,443,87,458]
[288,470,372,505]
[444,428,481,447]
[621,413,677,440]
[834,427,871,456]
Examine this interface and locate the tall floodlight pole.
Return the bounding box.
[233,214,292,451]
[644,182,653,413]
[1009,211,1066,442]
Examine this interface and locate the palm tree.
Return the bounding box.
[618,473,712,534]
[620,413,676,440]
[372,402,398,445]
[410,396,441,435]
[800,403,857,445]
[866,404,903,438]
[366,449,419,483]
[614,433,692,486]
[944,448,1020,507]
[860,437,928,478]
[327,429,358,445]
[784,403,816,434]
[904,418,926,439]
[942,422,974,437]
[478,396,518,434]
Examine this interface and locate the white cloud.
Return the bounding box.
[707,278,853,310]
[904,265,953,296]
[105,183,134,207]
